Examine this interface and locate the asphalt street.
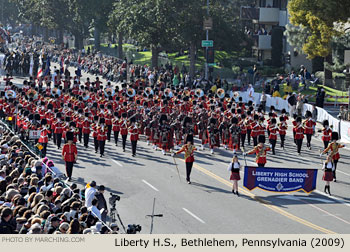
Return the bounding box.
[2,65,350,234]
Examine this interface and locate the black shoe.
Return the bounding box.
[324,186,327,193]
[100,154,103,157]
[236,191,240,196]
[187,181,191,184]
[123,149,125,152]
[68,177,72,182]
[232,190,236,194]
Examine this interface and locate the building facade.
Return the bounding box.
[241,0,312,71]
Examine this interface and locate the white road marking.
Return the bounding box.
[336,169,350,176]
[142,180,159,192]
[314,190,350,208]
[111,159,123,167]
[182,208,205,224]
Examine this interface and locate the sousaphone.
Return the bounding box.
[217,88,225,99]
[195,88,204,98]
[144,87,154,97]
[127,88,136,97]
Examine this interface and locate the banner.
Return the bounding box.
[243,166,318,193]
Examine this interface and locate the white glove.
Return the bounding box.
[269,144,272,148]
[243,152,247,156]
[319,153,323,157]
[171,153,176,157]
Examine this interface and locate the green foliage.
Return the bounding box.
[288,0,350,59]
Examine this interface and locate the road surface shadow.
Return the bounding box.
[190,182,232,194]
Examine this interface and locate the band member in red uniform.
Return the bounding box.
[278,116,287,149]
[268,118,278,155]
[120,113,129,152]
[92,115,99,153]
[250,114,260,146]
[244,135,271,167]
[82,113,91,148]
[38,119,50,157]
[97,118,107,157]
[321,132,345,182]
[322,155,334,195]
[303,111,315,150]
[54,113,64,149]
[321,120,332,150]
[294,116,304,155]
[112,112,120,146]
[62,131,77,181]
[129,116,139,157]
[174,135,197,184]
[239,114,247,148]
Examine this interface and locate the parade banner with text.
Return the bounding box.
[243,166,318,193]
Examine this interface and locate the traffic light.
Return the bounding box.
[206,48,215,63]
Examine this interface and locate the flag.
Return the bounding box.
[43,56,51,77]
[29,54,34,76]
[37,55,43,79]
[60,56,64,74]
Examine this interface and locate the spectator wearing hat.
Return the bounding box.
[95,185,108,222]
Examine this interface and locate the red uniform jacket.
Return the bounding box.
[129,127,139,141]
[322,128,332,142]
[294,125,304,139]
[38,128,51,143]
[278,122,288,136]
[247,145,271,164]
[82,120,91,134]
[62,143,77,162]
[120,120,128,135]
[97,126,107,141]
[268,125,278,140]
[303,119,315,135]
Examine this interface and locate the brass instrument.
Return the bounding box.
[217,88,225,99]
[144,87,154,97]
[184,89,191,96]
[127,88,136,97]
[164,88,173,98]
[195,88,204,98]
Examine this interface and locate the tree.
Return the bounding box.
[109,0,179,68]
[288,0,350,85]
[1,0,20,27]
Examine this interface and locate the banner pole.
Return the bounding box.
[242,146,248,167]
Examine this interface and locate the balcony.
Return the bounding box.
[241,7,280,24]
[252,35,272,50]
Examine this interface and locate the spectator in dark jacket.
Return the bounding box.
[0,207,16,234]
[95,185,108,223]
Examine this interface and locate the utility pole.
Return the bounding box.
[205,0,209,81]
[1,0,4,26]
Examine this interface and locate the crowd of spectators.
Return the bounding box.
[0,125,118,234]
